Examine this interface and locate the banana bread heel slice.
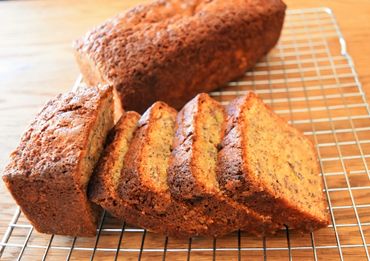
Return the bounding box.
[2,85,114,237]
[217,92,330,231]
[168,93,279,236]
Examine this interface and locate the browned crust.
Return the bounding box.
[217,92,330,232]
[118,102,249,237]
[2,85,114,236]
[74,0,286,113]
[191,195,280,236]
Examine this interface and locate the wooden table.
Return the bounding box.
[0,0,369,260]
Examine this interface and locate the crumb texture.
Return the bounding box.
[119,102,177,212]
[245,97,327,220]
[89,111,141,204]
[88,111,171,235]
[140,104,177,191]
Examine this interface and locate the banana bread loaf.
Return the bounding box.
[217,92,330,231]
[2,85,114,237]
[168,93,279,235]
[74,0,286,113]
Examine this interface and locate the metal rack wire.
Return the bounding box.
[1,8,370,260]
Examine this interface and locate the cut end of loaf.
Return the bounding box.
[80,88,115,187]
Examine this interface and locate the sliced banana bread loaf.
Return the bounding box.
[217,92,330,231]
[168,93,279,236]
[74,0,286,113]
[2,85,114,236]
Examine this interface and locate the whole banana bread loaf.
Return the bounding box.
[217,92,330,231]
[2,85,114,237]
[74,0,286,113]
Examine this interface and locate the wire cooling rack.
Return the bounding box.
[1,7,370,261]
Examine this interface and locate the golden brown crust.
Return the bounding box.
[74,0,286,113]
[2,85,114,236]
[217,92,330,232]
[4,89,328,237]
[117,102,264,237]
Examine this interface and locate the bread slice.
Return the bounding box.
[118,102,213,237]
[89,111,141,216]
[89,111,170,232]
[168,93,225,199]
[2,85,114,236]
[118,102,175,213]
[168,93,279,236]
[217,92,330,231]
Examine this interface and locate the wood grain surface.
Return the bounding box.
[0,0,369,260]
